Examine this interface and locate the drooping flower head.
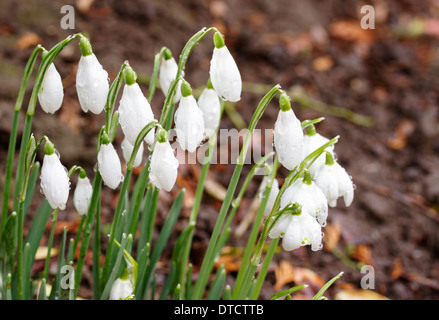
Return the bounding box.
[118,65,156,146]
[314,152,354,207]
[40,140,70,210]
[302,124,335,175]
[273,93,304,171]
[109,269,134,300]
[209,31,242,102]
[97,132,123,190]
[38,62,64,114]
[198,79,222,138]
[281,170,328,226]
[268,203,323,252]
[73,170,93,216]
[159,48,183,103]
[149,128,179,192]
[76,36,109,114]
[174,80,205,153]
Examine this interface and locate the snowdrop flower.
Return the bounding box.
[209,31,241,102]
[198,79,222,138]
[314,152,354,207]
[159,48,183,103]
[121,138,144,168]
[149,129,179,192]
[118,66,155,146]
[269,204,323,252]
[97,134,123,189]
[109,269,134,300]
[302,124,335,175]
[38,62,64,114]
[76,37,109,114]
[40,141,70,210]
[281,170,328,226]
[258,175,279,216]
[73,171,93,215]
[174,80,204,153]
[273,93,304,171]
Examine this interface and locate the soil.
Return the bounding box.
[1,0,439,300]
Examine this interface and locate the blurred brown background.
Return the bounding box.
[1,0,439,299]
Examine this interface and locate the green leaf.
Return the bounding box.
[269,285,308,300]
[0,212,17,298]
[312,271,344,300]
[207,264,226,300]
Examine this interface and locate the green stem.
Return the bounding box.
[1,45,42,234]
[16,201,25,299]
[42,209,59,281]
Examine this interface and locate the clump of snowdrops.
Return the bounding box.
[0,28,353,300]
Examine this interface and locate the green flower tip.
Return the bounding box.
[163,48,173,61]
[124,65,137,86]
[303,170,312,185]
[156,128,168,143]
[213,31,225,49]
[180,79,192,97]
[325,151,335,165]
[79,36,93,57]
[306,124,317,136]
[101,131,110,145]
[120,268,130,281]
[79,168,87,179]
[44,140,55,155]
[279,93,291,112]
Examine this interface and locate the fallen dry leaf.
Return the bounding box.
[35,246,59,260]
[335,288,390,300]
[350,244,375,266]
[391,258,404,280]
[324,221,341,251]
[386,118,416,150]
[329,19,375,43]
[312,55,334,72]
[214,246,243,272]
[15,32,43,50]
[274,260,296,291]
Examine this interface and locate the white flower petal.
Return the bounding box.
[121,138,144,168]
[109,278,133,300]
[174,95,204,153]
[302,133,334,175]
[38,63,64,114]
[274,109,304,170]
[198,88,221,138]
[209,46,241,102]
[98,143,123,189]
[159,57,183,103]
[149,140,179,192]
[40,153,70,210]
[118,83,155,146]
[73,176,93,215]
[76,53,109,114]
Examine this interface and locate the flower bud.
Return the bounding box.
[73,174,93,215]
[98,142,123,189]
[314,152,354,207]
[159,50,183,103]
[281,171,328,226]
[38,63,64,114]
[109,275,133,300]
[269,209,323,252]
[76,41,109,114]
[273,107,304,171]
[174,81,204,153]
[198,84,221,138]
[302,124,335,175]
[121,138,144,168]
[149,134,179,192]
[118,71,156,146]
[209,32,241,102]
[40,148,70,210]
